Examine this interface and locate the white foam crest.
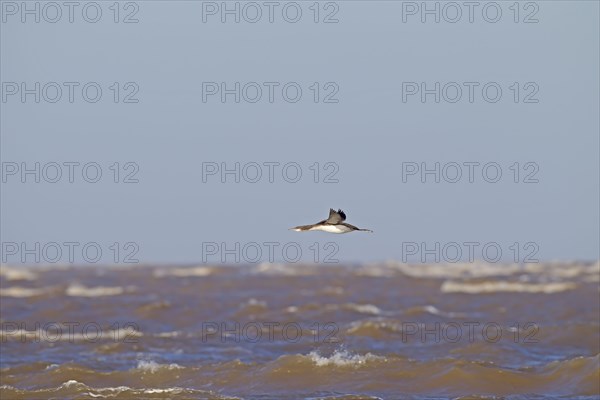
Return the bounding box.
[0,326,141,341]
[317,303,384,315]
[376,260,599,282]
[391,262,526,279]
[239,297,268,308]
[143,388,186,394]
[65,284,134,297]
[440,280,577,294]
[343,303,383,315]
[0,265,38,281]
[61,380,88,388]
[421,305,467,318]
[345,319,399,335]
[153,266,214,277]
[321,286,345,295]
[155,331,182,338]
[354,265,396,277]
[136,360,184,373]
[110,327,143,341]
[0,286,50,297]
[308,349,385,367]
[2,381,224,398]
[252,262,315,276]
[0,328,45,341]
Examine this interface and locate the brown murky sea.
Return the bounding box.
[1,262,599,399]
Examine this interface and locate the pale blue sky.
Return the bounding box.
[1,1,599,264]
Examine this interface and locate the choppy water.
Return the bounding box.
[1,261,599,399]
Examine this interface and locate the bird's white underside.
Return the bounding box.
[293,225,353,234]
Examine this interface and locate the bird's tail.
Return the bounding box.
[359,229,374,233]
[290,225,312,231]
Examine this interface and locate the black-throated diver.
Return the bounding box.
[290,208,373,234]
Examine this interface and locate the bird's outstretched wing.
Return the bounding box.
[326,208,346,224]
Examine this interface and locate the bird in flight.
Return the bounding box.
[290,208,373,234]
